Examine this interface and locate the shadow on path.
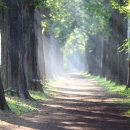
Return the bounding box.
[0,74,130,130]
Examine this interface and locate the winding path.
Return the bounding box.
[0,74,130,130]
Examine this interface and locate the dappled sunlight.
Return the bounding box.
[49,74,121,103]
[0,124,33,130]
[0,0,130,130]
[1,74,130,130]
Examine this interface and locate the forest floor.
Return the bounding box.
[1,73,130,130]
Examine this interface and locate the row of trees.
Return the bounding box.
[0,0,46,110]
[0,0,129,111]
[86,0,130,89]
[86,10,128,84]
[0,0,65,111]
[45,0,130,89]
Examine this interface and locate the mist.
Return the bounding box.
[37,34,86,79]
[64,51,85,73]
[35,9,65,80]
[0,0,130,128]
[32,0,110,81]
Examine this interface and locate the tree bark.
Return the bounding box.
[0,70,10,110]
[27,6,43,91]
[2,0,32,99]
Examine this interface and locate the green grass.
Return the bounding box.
[6,90,48,115]
[82,72,130,115]
[5,80,55,115]
[30,91,48,100]
[82,72,130,98]
[42,80,57,97]
[6,96,37,115]
[127,109,130,114]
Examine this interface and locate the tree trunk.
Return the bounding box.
[28,6,43,91]
[0,70,10,110]
[2,0,32,99]
[1,9,10,91]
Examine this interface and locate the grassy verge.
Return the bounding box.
[82,72,130,98]
[5,80,55,115]
[6,90,48,115]
[42,80,57,97]
[6,96,37,115]
[82,72,130,114]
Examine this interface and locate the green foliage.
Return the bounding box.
[40,0,111,56]
[0,1,6,10]
[110,0,130,15]
[111,0,130,54]
[118,38,130,53]
[62,28,87,56]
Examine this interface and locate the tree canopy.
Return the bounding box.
[36,0,112,56]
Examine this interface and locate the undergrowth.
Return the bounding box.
[6,96,37,115]
[5,79,55,115]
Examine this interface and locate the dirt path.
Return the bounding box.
[1,74,130,130]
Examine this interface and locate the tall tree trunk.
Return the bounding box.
[23,2,44,92]
[28,6,43,91]
[0,70,10,110]
[2,0,32,99]
[1,9,10,91]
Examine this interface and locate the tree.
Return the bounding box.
[0,0,9,110]
[86,0,128,86]
[1,0,32,99]
[0,70,9,110]
[111,0,130,88]
[24,1,44,91]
